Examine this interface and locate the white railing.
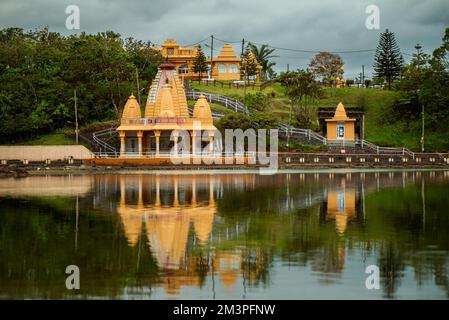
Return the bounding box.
[92,127,117,154]
[93,151,258,159]
[356,139,415,159]
[186,90,248,114]
[279,125,327,144]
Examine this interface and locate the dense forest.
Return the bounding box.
[0,27,164,143]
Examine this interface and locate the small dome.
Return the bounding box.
[122,95,142,119]
[193,95,212,120]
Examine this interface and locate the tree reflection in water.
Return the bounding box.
[0,171,449,299]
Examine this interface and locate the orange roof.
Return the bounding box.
[193,95,212,120]
[215,43,240,61]
[121,95,142,119]
[325,102,356,122]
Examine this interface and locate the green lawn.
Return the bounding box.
[20,129,74,145]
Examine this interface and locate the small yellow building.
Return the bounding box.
[116,62,216,157]
[325,102,356,142]
[157,39,260,81]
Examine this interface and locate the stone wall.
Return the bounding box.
[0,145,93,161]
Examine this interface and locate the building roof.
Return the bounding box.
[325,102,356,122]
[162,39,179,48]
[193,95,212,120]
[121,95,142,119]
[218,43,238,58]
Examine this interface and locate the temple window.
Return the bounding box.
[229,64,239,73]
[167,48,174,55]
[218,63,227,73]
[178,65,189,74]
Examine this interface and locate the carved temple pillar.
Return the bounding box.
[119,131,126,156]
[154,130,161,157]
[137,131,143,157]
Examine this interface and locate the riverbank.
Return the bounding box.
[0,163,447,178]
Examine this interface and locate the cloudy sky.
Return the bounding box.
[1,0,448,78]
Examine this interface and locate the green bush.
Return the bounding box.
[245,92,270,112]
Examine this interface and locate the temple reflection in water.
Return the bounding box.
[102,171,421,294]
[114,174,253,294]
[1,170,448,299]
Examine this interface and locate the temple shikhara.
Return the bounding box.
[116,62,217,157]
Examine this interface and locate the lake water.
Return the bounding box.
[1,170,449,299]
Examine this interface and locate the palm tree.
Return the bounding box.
[247,43,278,81]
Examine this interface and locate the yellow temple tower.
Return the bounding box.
[116,62,217,157]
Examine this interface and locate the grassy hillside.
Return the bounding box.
[191,82,446,152]
[8,83,446,152]
[15,129,74,145]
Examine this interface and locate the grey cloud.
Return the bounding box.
[0,0,447,78]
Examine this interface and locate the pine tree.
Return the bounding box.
[374,29,404,90]
[192,45,208,81]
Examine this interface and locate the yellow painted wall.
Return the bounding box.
[327,122,337,140]
[326,121,355,141]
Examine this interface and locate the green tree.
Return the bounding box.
[0,27,164,143]
[192,45,208,82]
[374,29,404,90]
[420,28,449,128]
[214,113,252,132]
[278,69,322,112]
[249,112,279,129]
[308,51,344,86]
[245,92,269,112]
[247,43,277,81]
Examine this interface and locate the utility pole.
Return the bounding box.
[241,38,248,113]
[74,89,78,144]
[287,63,289,72]
[362,65,365,87]
[136,68,141,106]
[209,35,214,79]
